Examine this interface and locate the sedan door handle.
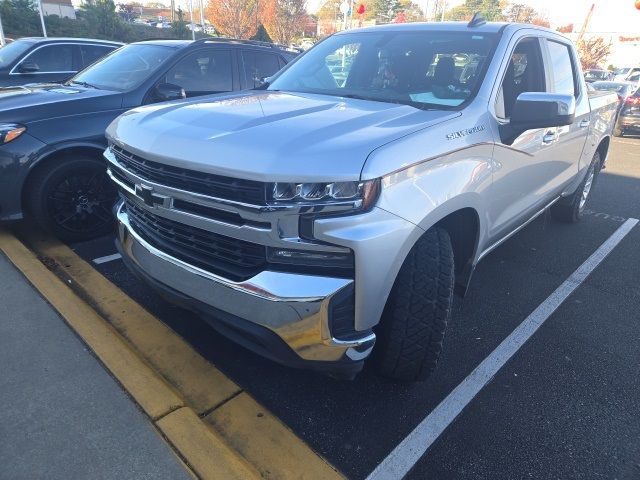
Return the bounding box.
[542,130,558,144]
[579,119,590,128]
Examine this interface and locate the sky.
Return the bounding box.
[307,0,640,33]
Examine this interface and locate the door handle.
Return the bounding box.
[579,119,590,128]
[542,130,558,144]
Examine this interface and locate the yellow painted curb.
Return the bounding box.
[205,392,345,480]
[16,226,345,480]
[22,230,241,414]
[0,230,183,421]
[158,407,261,480]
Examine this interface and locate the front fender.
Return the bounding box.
[376,143,493,259]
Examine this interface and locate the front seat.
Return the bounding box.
[433,56,457,87]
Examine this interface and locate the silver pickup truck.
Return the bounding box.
[105,20,618,381]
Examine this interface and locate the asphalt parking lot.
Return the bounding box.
[28,136,640,479]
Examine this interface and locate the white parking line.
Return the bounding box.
[367,218,639,480]
[92,253,122,265]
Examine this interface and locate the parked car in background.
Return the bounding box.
[614,86,640,136]
[106,21,618,381]
[613,66,640,82]
[0,38,298,240]
[591,81,637,118]
[584,69,612,83]
[0,37,122,87]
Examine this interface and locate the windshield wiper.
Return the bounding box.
[340,93,439,111]
[69,80,97,89]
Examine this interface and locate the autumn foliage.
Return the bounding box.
[260,0,307,45]
[206,0,259,39]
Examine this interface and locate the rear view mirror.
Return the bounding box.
[501,92,575,144]
[18,62,39,73]
[154,82,186,102]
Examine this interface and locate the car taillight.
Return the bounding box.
[617,94,623,103]
[625,97,640,105]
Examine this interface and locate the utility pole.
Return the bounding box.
[199,0,205,30]
[37,0,47,37]
[0,10,5,46]
[189,0,195,39]
[440,0,446,21]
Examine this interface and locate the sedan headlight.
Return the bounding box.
[0,124,26,144]
[271,179,380,211]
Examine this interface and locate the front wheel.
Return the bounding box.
[27,156,117,242]
[551,151,600,223]
[371,227,455,382]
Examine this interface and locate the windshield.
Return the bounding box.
[269,30,499,110]
[0,40,35,69]
[69,44,175,91]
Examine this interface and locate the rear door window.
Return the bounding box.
[547,40,576,97]
[165,49,233,96]
[80,45,116,68]
[240,51,281,88]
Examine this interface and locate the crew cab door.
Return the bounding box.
[487,33,588,243]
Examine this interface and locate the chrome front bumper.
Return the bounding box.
[115,202,376,370]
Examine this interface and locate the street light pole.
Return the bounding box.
[37,0,47,37]
[0,10,6,46]
[199,0,204,31]
[188,0,195,40]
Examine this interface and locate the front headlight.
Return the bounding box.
[0,124,26,144]
[271,179,380,211]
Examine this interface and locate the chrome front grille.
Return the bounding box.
[111,145,267,205]
[124,199,267,282]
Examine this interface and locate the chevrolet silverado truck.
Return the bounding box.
[105,19,618,381]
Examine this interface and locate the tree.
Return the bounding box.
[445,0,504,21]
[117,3,139,22]
[207,0,258,39]
[373,0,400,23]
[79,0,123,38]
[171,6,189,39]
[556,23,573,33]
[261,0,306,45]
[576,36,612,69]
[396,0,423,22]
[503,3,537,23]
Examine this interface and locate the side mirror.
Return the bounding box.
[18,62,39,73]
[154,82,186,102]
[501,92,575,144]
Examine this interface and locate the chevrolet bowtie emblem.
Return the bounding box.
[135,184,157,207]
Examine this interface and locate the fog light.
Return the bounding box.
[267,247,354,268]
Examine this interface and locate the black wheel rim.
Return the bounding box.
[47,168,116,235]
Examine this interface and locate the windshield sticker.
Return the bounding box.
[446,125,486,140]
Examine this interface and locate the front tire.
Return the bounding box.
[27,156,117,242]
[551,151,600,224]
[372,227,455,382]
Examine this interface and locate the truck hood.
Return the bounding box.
[0,83,122,124]
[107,91,460,182]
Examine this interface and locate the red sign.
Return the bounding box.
[357,3,365,14]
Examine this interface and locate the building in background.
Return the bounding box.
[43,0,76,18]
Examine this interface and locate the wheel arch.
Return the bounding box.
[22,143,107,208]
[432,207,481,297]
[595,135,611,167]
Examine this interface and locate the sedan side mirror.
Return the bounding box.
[154,82,186,102]
[18,62,39,73]
[501,92,576,144]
